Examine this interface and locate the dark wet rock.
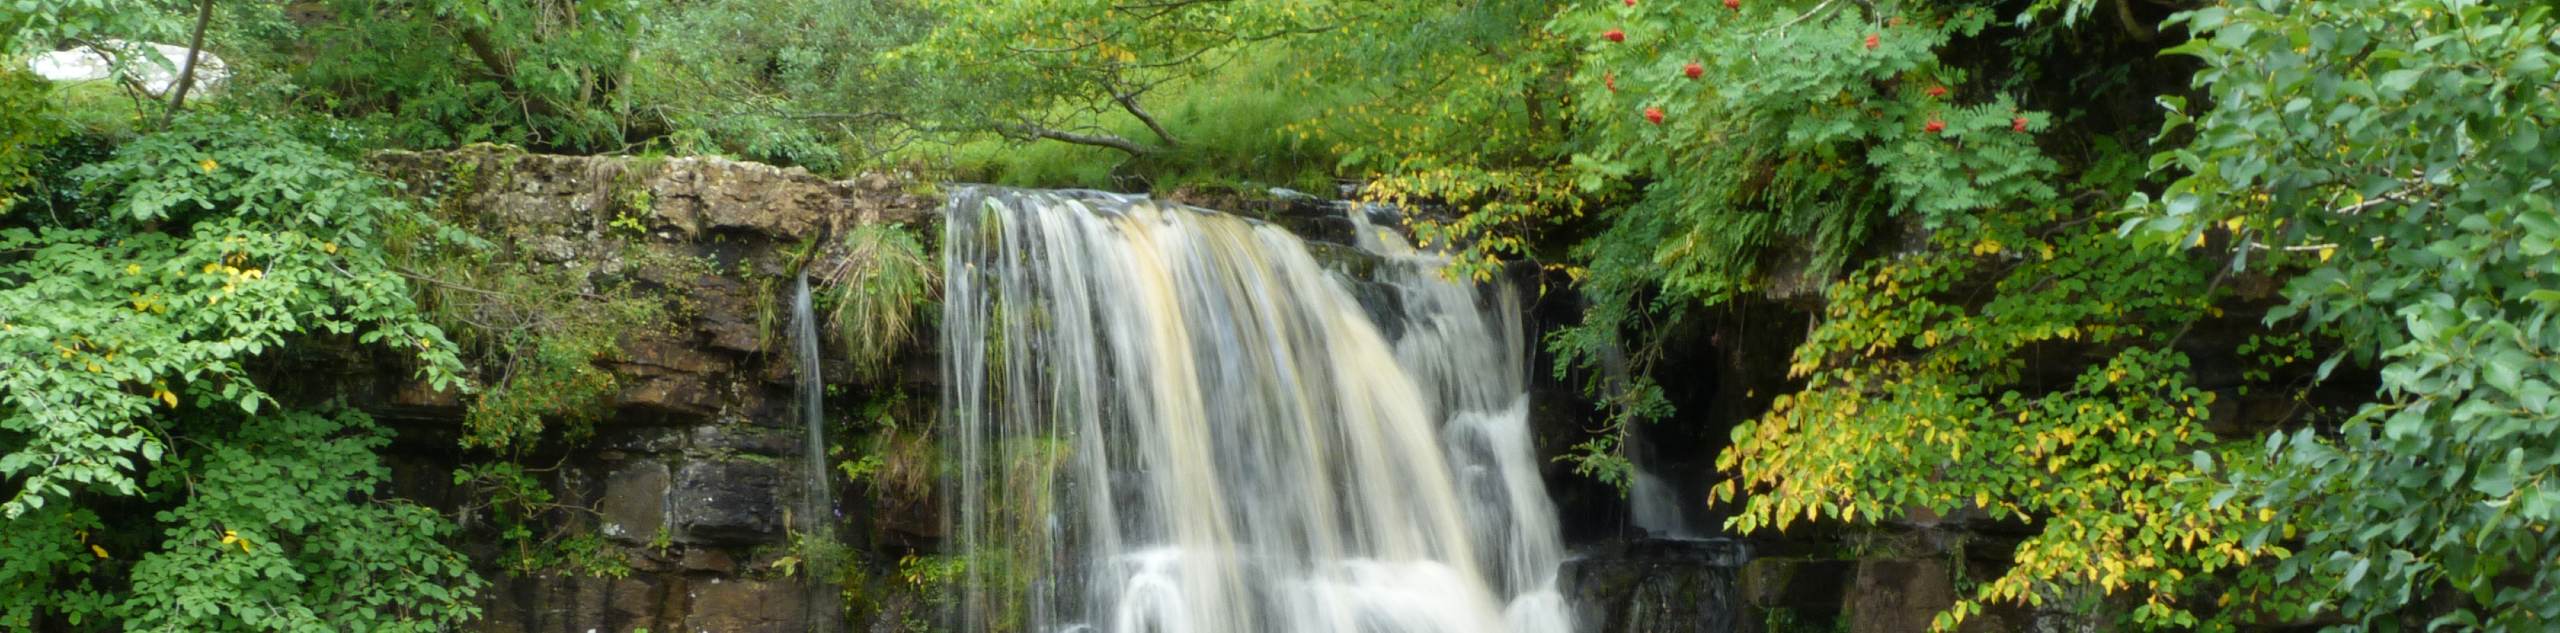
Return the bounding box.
[598,460,670,544]
[690,424,800,457]
[672,458,784,544]
[1846,559,1956,633]
[684,578,810,633]
[1562,539,1751,633]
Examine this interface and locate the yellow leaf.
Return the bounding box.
[2317,246,2336,262]
[125,263,141,276]
[198,158,218,173]
[90,544,109,559]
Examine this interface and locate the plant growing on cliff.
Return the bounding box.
[818,223,937,380]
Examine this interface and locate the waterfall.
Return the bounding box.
[1628,470,1699,540]
[789,271,842,633]
[791,271,832,533]
[942,188,1571,633]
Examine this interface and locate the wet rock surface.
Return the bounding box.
[344,149,2025,632]
[1562,539,1751,633]
[346,146,933,633]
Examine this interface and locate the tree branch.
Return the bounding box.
[456,22,566,119]
[1008,122,1153,156]
[161,0,215,127]
[1111,89,1180,147]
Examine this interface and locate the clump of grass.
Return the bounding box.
[818,223,936,379]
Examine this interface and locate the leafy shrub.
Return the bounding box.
[119,409,485,632]
[0,113,463,517]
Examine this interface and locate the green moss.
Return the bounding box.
[381,207,675,453]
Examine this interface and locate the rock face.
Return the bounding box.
[346,148,2006,632]
[1562,539,1751,633]
[353,146,935,633]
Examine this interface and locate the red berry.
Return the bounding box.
[1645,107,1665,124]
[1924,119,1946,133]
[1724,0,1740,9]
[2013,117,2030,132]
[1865,33,1881,50]
[1605,29,1626,42]
[1625,0,1637,6]
[1926,86,1948,98]
[1605,73,1617,92]
[1684,62,1704,79]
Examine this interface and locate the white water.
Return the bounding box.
[791,271,831,532]
[789,271,843,633]
[1629,470,1698,540]
[943,189,1570,633]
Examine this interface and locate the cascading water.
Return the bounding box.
[1628,469,1698,540]
[791,271,832,532]
[789,271,840,633]
[942,188,1571,633]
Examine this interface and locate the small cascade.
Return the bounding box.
[791,271,832,534]
[1628,469,1699,540]
[942,188,1571,633]
[788,271,840,632]
[1625,424,1699,540]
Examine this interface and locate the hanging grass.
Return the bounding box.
[817,223,936,380]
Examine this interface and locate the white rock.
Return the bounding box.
[26,39,227,97]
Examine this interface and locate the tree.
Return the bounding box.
[895,0,1345,156]
[2140,1,2560,628]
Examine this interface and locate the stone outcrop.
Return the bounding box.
[348,145,935,633]
[339,147,2035,632]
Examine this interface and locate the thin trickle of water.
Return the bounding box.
[943,188,1571,633]
[788,271,841,633]
[1629,470,1698,540]
[791,271,831,533]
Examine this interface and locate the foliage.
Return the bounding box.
[818,223,936,379]
[893,0,1342,157]
[625,0,932,171]
[1538,0,2061,483]
[118,409,484,632]
[282,0,643,151]
[0,505,107,628]
[0,409,484,630]
[0,71,66,211]
[381,168,674,452]
[0,113,463,518]
[0,0,180,56]
[2137,1,2560,627]
[1717,205,2286,629]
[453,461,630,578]
[1290,0,1584,274]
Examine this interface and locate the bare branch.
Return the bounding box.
[161,0,215,127]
